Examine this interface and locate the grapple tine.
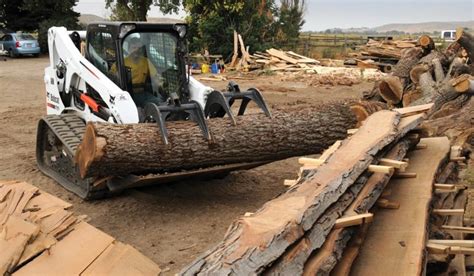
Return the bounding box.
[204,91,237,125]
[185,101,212,142]
[244,88,272,118]
[145,102,212,144]
[144,103,170,145]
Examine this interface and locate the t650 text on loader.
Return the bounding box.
[37,22,271,199]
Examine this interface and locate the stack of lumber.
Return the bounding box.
[0,180,160,275]
[352,38,420,60]
[180,105,431,275]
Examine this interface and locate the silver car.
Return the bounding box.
[0,33,41,57]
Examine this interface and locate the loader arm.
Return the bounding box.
[45,27,139,123]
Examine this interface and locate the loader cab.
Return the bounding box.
[85,22,189,106]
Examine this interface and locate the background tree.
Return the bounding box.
[0,0,37,31]
[0,0,80,52]
[184,0,277,59]
[24,0,80,52]
[106,0,181,21]
[105,0,305,61]
[272,0,305,49]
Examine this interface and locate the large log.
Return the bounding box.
[181,111,422,275]
[76,103,362,178]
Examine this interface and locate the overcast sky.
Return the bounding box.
[74,0,474,31]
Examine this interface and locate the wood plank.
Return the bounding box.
[15,222,114,275]
[429,240,474,247]
[441,225,474,234]
[266,48,299,64]
[379,158,408,170]
[393,172,417,178]
[82,241,161,276]
[334,213,373,229]
[351,137,450,276]
[432,209,465,215]
[181,111,403,275]
[427,243,474,255]
[393,103,433,117]
[367,165,394,174]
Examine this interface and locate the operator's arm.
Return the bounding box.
[146,59,162,89]
[109,62,117,74]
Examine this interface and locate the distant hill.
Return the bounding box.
[78,14,184,26]
[147,17,185,24]
[79,14,106,26]
[321,21,474,34]
[373,21,474,33]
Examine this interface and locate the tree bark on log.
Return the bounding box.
[181,111,423,275]
[263,116,423,275]
[300,137,417,276]
[421,97,474,147]
[456,28,474,62]
[76,103,364,178]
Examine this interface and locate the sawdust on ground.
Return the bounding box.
[0,56,371,274]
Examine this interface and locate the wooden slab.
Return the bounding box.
[15,222,114,275]
[351,137,450,276]
[182,111,403,275]
[393,103,433,117]
[82,241,161,275]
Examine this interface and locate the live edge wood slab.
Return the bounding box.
[350,137,450,276]
[181,110,423,275]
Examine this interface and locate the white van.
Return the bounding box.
[440,30,456,42]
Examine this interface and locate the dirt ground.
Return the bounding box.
[0,56,371,273]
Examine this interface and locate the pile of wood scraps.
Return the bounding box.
[0,180,161,275]
[348,37,421,61]
[279,66,385,87]
[180,105,432,275]
[345,36,435,73]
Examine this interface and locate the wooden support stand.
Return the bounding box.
[432,209,465,215]
[393,172,417,178]
[334,213,373,229]
[441,225,474,234]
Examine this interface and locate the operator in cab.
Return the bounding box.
[111,37,164,108]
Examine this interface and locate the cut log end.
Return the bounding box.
[379,76,403,104]
[75,123,106,179]
[410,64,430,85]
[418,35,435,51]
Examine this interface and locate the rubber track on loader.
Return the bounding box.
[36,114,110,200]
[43,114,85,155]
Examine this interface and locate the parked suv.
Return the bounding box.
[0,33,40,57]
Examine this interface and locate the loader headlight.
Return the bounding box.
[174,24,187,38]
[119,24,136,39]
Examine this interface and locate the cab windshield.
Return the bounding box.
[122,32,181,97]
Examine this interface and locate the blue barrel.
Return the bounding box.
[211,63,219,74]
